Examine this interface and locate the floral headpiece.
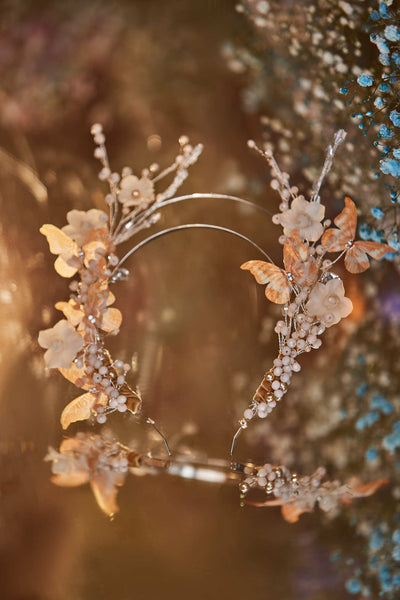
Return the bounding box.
[40,126,389,519]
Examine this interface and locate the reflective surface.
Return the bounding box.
[0,2,398,599]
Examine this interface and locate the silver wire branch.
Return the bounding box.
[137,408,172,457]
[311,129,347,203]
[113,223,277,273]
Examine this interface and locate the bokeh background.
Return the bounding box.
[0,1,399,599]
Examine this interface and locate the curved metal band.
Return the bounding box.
[116,223,276,269]
[160,192,273,217]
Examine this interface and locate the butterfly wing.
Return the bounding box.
[241,260,291,304]
[283,238,318,287]
[345,241,392,273]
[321,196,357,252]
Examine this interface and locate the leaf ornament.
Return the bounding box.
[40,224,81,278]
[321,197,391,273]
[241,237,317,304]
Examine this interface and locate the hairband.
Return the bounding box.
[40,125,390,519]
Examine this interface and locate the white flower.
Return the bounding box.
[118,175,154,207]
[62,209,108,246]
[38,319,84,368]
[305,278,353,327]
[279,197,325,242]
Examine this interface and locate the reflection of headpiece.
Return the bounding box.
[40,125,389,519]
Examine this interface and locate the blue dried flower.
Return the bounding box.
[358,73,374,87]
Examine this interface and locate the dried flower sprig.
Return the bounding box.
[38,125,203,430]
[234,131,391,443]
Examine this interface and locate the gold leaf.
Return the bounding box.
[60,392,97,429]
[101,308,122,332]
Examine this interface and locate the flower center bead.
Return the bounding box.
[326,295,339,307]
[131,189,141,199]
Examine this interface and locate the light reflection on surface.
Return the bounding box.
[0,2,396,599]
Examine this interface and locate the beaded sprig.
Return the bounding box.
[39,125,203,431]
[232,131,392,453]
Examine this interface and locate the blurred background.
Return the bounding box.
[0,1,399,599]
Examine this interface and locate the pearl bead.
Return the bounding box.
[292,361,301,372]
[274,389,283,399]
[282,356,291,366]
[257,403,269,418]
[313,339,322,348]
[272,214,281,224]
[117,395,127,404]
[97,414,107,424]
[273,358,282,367]
[280,373,290,383]
[117,404,127,412]
[244,408,254,420]
[273,367,282,377]
[117,375,125,385]
[296,339,305,350]
[288,338,296,348]
[99,366,108,375]
[272,380,280,390]
[307,334,317,345]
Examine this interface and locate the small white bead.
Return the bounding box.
[296,339,305,350]
[91,123,103,135]
[287,338,296,349]
[109,399,118,408]
[307,334,317,345]
[257,403,269,418]
[273,367,282,377]
[244,408,254,420]
[282,356,291,366]
[280,373,290,383]
[313,339,322,349]
[272,380,280,390]
[282,346,291,355]
[117,404,127,412]
[273,358,282,367]
[117,395,127,404]
[272,214,281,224]
[258,477,267,487]
[283,365,292,373]
[274,389,283,399]
[117,375,125,385]
[99,167,111,180]
[268,400,276,408]
[94,133,105,145]
[292,361,301,372]
[99,366,108,375]
[97,414,107,424]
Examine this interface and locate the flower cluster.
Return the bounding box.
[45,432,138,517]
[237,133,390,429]
[38,125,203,429]
[239,462,387,524]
